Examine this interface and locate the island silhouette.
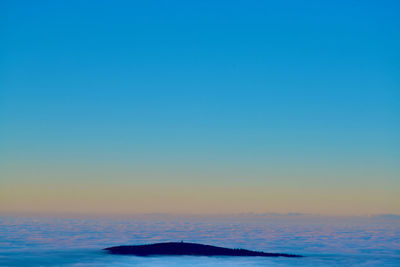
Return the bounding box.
[104,242,302,257]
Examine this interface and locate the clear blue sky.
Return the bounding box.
[1,0,399,215]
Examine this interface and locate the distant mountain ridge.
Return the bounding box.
[104,242,302,257]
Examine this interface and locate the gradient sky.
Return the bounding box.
[1,0,399,215]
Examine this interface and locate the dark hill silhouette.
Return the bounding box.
[104,242,302,257]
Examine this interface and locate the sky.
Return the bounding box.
[1,0,399,215]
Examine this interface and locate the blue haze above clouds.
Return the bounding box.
[0,0,399,214]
